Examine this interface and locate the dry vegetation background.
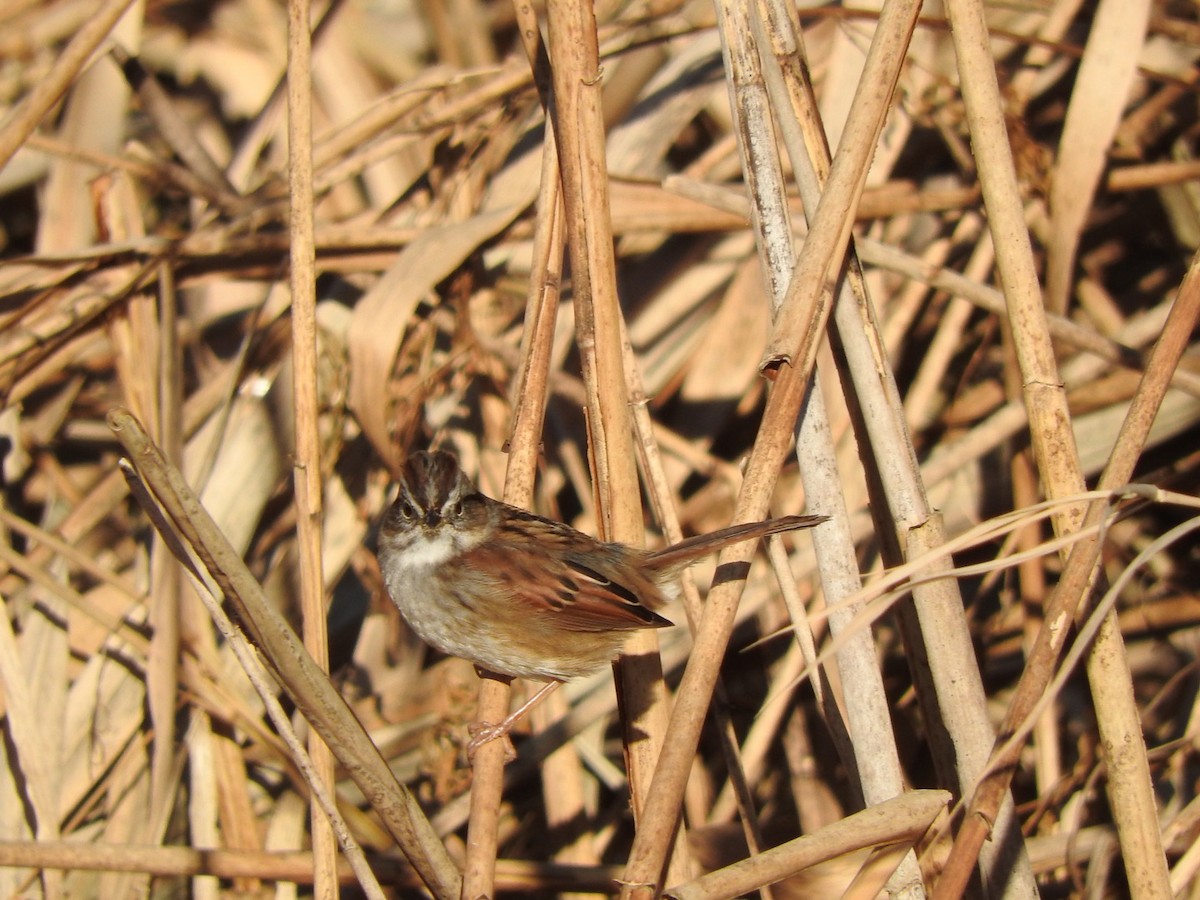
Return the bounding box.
[0,0,1199,897]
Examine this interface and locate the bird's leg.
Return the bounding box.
[466,679,562,762]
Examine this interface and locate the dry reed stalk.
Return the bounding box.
[939,0,1168,895]
[0,839,620,890]
[542,4,693,892]
[0,0,137,172]
[752,3,946,896]
[108,410,460,897]
[758,0,919,373]
[284,0,338,895]
[665,790,949,900]
[619,0,925,888]
[943,249,1200,895]
[623,315,785,876]
[458,10,564,899]
[507,10,600,877]
[708,2,934,898]
[128,452,384,898]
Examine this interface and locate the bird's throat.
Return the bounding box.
[397,527,460,568]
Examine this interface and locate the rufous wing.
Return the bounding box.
[467,542,673,632]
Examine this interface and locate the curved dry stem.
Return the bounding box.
[108,409,462,900]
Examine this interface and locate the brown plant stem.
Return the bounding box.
[286,0,338,895]
[543,0,683,882]
[0,0,136,172]
[0,841,618,891]
[937,249,1200,899]
[936,0,1173,895]
[107,408,461,900]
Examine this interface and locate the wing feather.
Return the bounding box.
[465,541,672,632]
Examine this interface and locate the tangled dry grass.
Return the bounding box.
[0,0,1198,897]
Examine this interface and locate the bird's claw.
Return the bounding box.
[466,722,517,764]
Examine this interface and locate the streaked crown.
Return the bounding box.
[388,450,480,529]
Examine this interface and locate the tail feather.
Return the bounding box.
[645,514,826,575]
